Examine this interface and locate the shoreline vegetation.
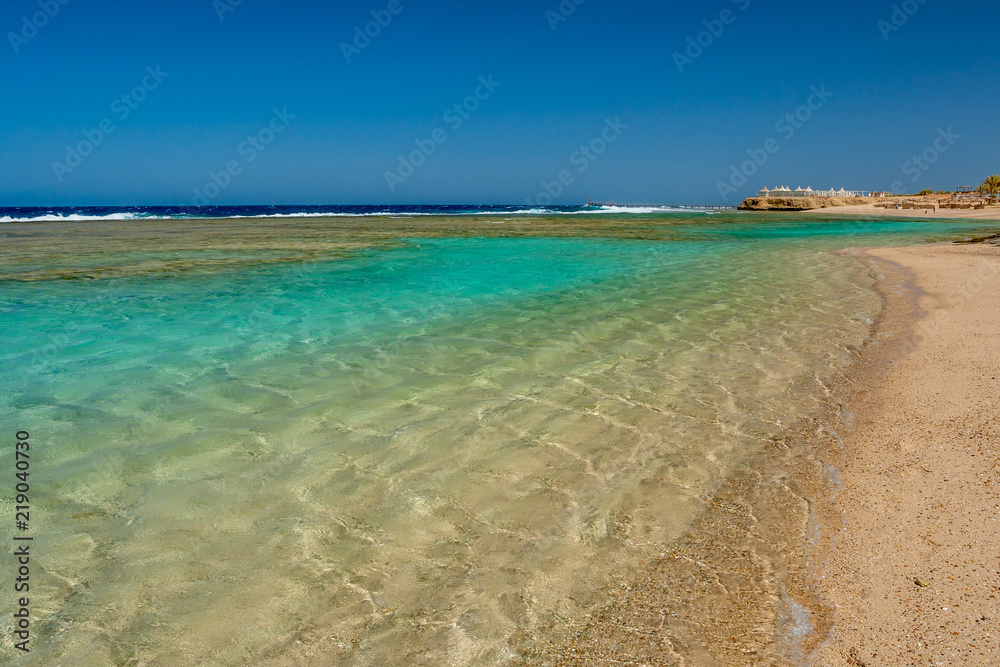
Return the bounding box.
[812,243,1000,665]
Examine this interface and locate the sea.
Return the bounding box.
[0,204,689,223]
[1,206,996,665]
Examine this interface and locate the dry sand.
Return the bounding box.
[813,244,1000,666]
[802,205,1000,220]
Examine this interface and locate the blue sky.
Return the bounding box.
[2,0,997,205]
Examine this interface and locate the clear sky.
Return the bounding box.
[2,0,997,206]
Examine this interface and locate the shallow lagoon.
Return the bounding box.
[1,213,995,664]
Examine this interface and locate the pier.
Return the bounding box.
[587,199,739,211]
[669,204,737,210]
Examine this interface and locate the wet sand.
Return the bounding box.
[813,244,1000,665]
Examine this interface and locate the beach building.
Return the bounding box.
[756,186,884,198]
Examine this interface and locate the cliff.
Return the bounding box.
[738,197,875,211]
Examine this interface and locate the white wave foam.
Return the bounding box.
[581,205,710,214]
[224,212,366,219]
[1,206,716,223]
[486,206,711,216]
[224,212,444,218]
[463,207,684,216]
[0,213,150,223]
[0,212,408,222]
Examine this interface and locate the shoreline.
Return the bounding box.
[6,216,999,663]
[812,243,1000,665]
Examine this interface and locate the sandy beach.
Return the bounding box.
[804,205,1000,220]
[814,243,1000,665]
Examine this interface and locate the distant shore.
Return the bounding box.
[813,243,1000,664]
[804,204,1000,220]
[738,197,1000,220]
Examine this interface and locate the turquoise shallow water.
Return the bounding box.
[0,214,996,665]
